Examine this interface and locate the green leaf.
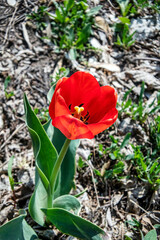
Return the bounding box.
[113,161,124,174]
[29,178,48,226]
[44,120,79,198]
[55,8,64,23]
[68,48,77,61]
[144,229,157,240]
[125,235,132,240]
[47,84,55,102]
[24,94,58,226]
[140,158,147,172]
[8,156,15,191]
[119,17,130,24]
[115,35,122,46]
[53,195,81,215]
[120,133,131,149]
[154,224,160,229]
[150,161,159,174]
[123,87,134,101]
[42,208,106,240]
[65,0,74,11]
[4,76,11,90]
[24,94,58,184]
[116,0,130,16]
[86,5,102,16]
[0,210,38,240]
[76,23,92,48]
[149,105,160,114]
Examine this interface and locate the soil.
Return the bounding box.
[0,0,160,239]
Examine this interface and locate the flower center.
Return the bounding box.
[73,106,84,119]
[69,104,90,124]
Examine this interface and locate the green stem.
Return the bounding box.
[50,138,71,198]
[47,186,53,209]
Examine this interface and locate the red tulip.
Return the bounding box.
[49,71,118,140]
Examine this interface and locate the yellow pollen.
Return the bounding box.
[74,106,84,115]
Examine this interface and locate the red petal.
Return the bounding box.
[52,115,94,140]
[49,88,70,120]
[87,108,118,135]
[86,86,117,123]
[59,72,100,110]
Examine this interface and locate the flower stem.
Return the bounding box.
[50,138,71,198]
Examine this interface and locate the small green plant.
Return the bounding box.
[126,218,158,240]
[50,67,70,86]
[114,0,136,49]
[118,83,160,124]
[4,76,14,99]
[28,0,101,58]
[150,115,160,156]
[131,144,160,189]
[116,0,160,16]
[133,0,160,14]
[8,156,21,205]
[127,217,141,231]
[55,67,69,82]
[99,133,131,180]
[34,108,49,123]
[114,16,136,49]
[116,0,133,17]
[77,157,86,170]
[28,6,49,30]
[114,22,136,49]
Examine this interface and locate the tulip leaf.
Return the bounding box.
[52,195,81,215]
[42,208,106,240]
[29,179,48,226]
[47,84,55,102]
[0,210,38,240]
[24,94,58,184]
[144,229,157,240]
[24,94,58,226]
[44,120,79,198]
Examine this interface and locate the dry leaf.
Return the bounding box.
[106,208,113,227]
[88,62,120,73]
[95,16,110,35]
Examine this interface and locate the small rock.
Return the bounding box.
[7,0,16,6]
[17,169,34,189]
[118,118,133,135]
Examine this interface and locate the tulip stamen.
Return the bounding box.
[79,103,84,107]
[70,105,90,124]
[74,106,84,119]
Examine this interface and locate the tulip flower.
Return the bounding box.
[49,71,118,140]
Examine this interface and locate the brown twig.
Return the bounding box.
[86,160,100,208]
[0,123,25,151]
[2,3,19,47]
[134,57,160,62]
